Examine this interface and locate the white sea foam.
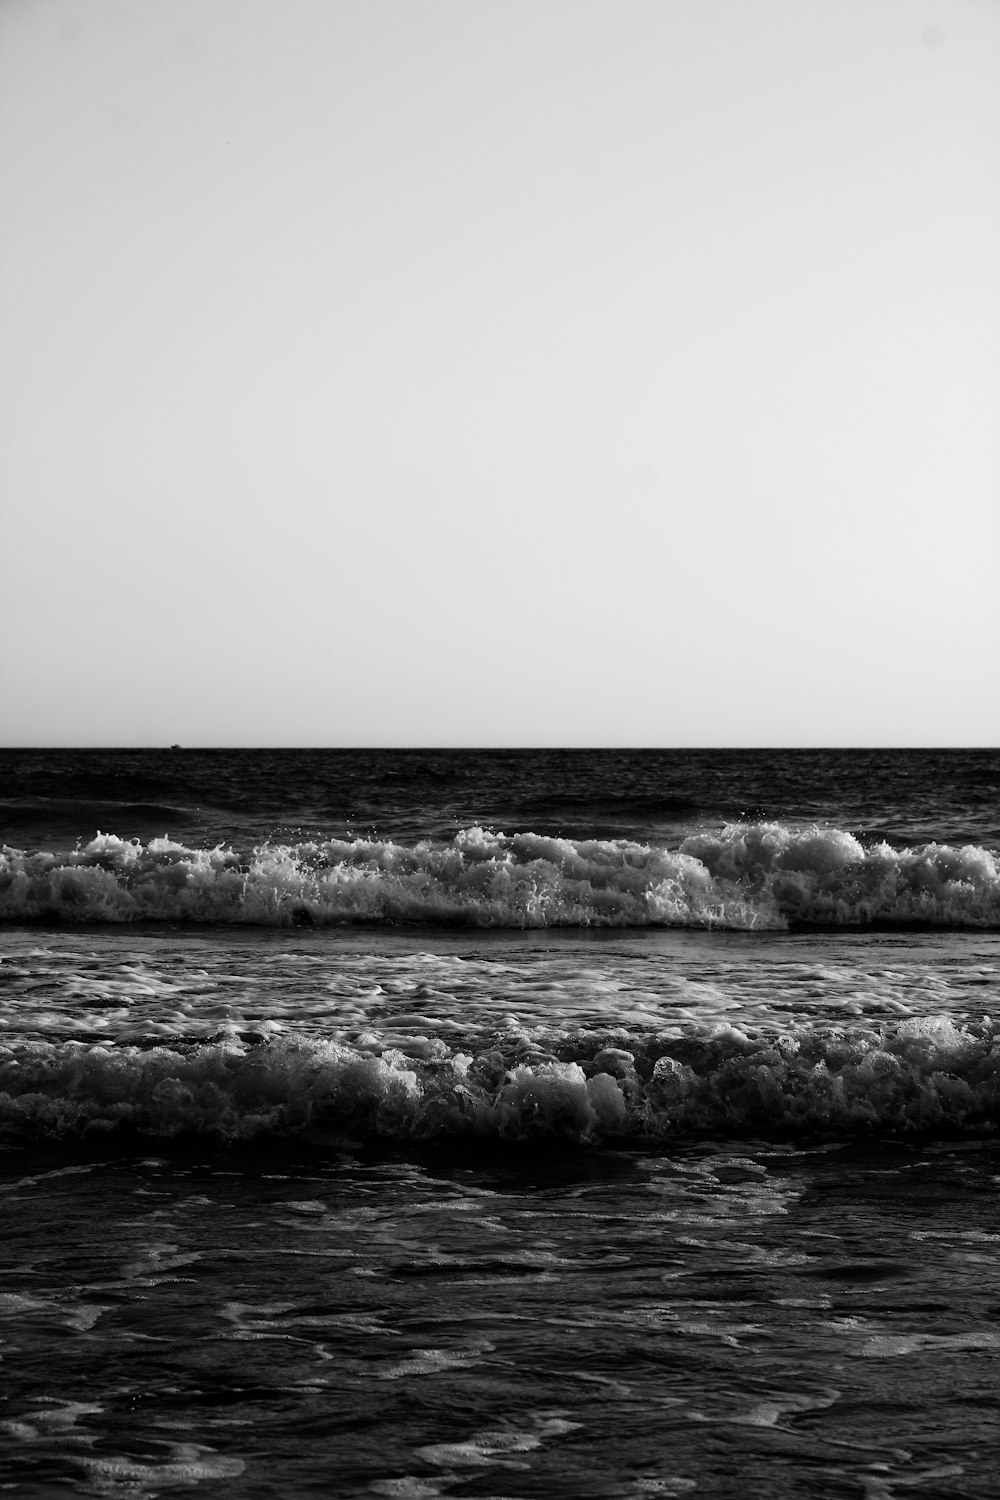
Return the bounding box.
[1,824,998,929]
[2,1013,997,1145]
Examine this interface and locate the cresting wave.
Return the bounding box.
[1,824,998,930]
[2,824,999,929]
[2,1015,998,1145]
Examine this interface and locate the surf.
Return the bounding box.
[2,822,998,930]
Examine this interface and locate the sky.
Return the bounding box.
[1,0,998,747]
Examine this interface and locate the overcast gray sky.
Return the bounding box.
[2,0,998,746]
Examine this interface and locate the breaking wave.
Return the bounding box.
[1,824,998,930]
[2,1015,998,1145]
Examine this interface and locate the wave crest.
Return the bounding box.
[1,824,998,929]
[2,1015,997,1144]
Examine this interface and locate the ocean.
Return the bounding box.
[1,747,998,1498]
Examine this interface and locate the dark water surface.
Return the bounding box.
[4,1131,1000,1498]
[2,747,998,850]
[1,749,998,1495]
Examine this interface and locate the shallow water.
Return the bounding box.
[3,1133,1000,1497]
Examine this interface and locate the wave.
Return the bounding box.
[2,1015,997,1145]
[1,824,998,930]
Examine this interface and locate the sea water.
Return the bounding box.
[0,749,998,1497]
